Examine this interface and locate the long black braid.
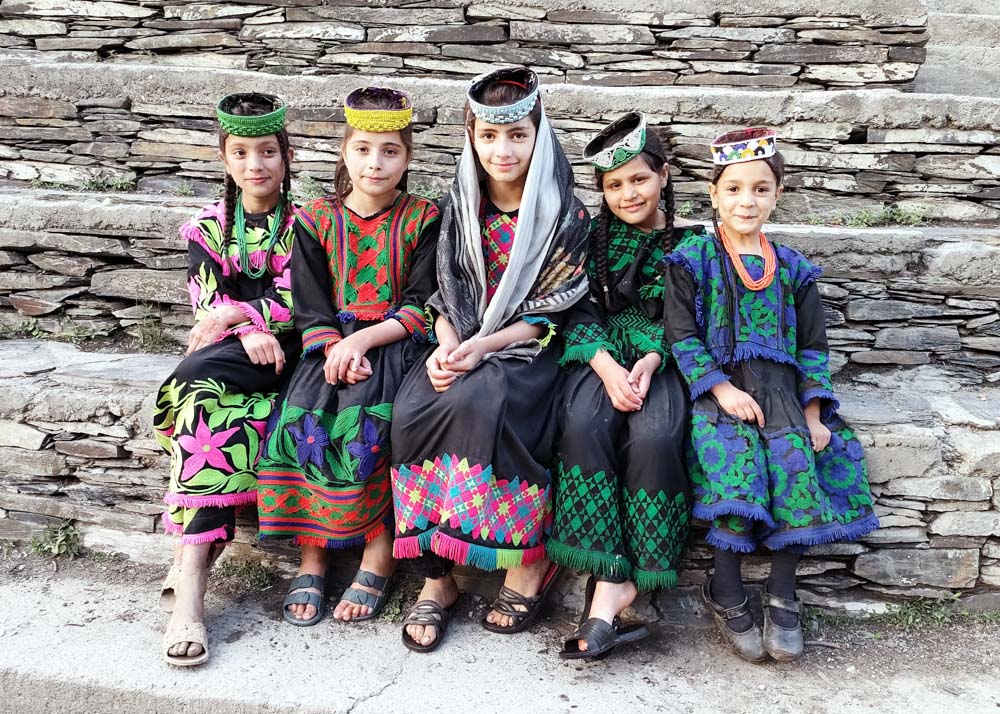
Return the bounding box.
[660,172,677,255]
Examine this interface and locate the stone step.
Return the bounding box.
[913,47,1000,97]
[0,337,997,607]
[3,60,1000,225]
[926,12,1000,46]
[925,0,1000,15]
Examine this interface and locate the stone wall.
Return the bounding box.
[2,339,998,611]
[0,0,928,89]
[3,63,1000,224]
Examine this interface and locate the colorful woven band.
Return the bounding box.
[710,127,777,166]
[467,66,539,125]
[344,87,413,132]
[216,93,287,137]
[583,112,648,171]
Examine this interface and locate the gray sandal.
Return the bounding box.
[283,574,327,627]
[338,569,393,622]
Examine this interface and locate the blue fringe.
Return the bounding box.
[693,500,777,530]
[705,528,756,553]
[800,387,841,419]
[713,341,799,369]
[689,368,730,401]
[763,511,880,551]
[662,252,705,327]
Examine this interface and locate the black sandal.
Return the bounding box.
[559,617,650,660]
[338,569,393,623]
[481,562,562,634]
[282,573,326,627]
[401,599,455,653]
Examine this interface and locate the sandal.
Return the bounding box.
[159,543,225,614]
[401,599,456,653]
[282,573,327,627]
[337,569,394,623]
[162,622,210,667]
[559,617,650,660]
[481,562,561,634]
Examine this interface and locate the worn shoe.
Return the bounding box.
[761,584,804,662]
[701,578,768,663]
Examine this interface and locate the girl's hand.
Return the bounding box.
[426,343,457,392]
[186,312,227,354]
[627,352,661,400]
[343,355,373,385]
[710,381,765,427]
[598,362,643,412]
[806,416,831,453]
[239,332,286,374]
[444,337,485,374]
[324,332,373,385]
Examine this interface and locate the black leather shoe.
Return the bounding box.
[701,578,768,663]
[761,584,804,662]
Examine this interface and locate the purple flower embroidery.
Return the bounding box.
[346,418,385,482]
[289,414,329,468]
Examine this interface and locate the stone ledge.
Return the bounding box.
[0,338,997,606]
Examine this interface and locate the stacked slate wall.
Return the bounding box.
[0,0,927,89]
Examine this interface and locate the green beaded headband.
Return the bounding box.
[584,112,647,171]
[216,93,287,137]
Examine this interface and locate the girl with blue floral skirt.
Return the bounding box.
[662,128,878,663]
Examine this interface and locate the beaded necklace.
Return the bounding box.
[233,194,285,279]
[719,225,776,291]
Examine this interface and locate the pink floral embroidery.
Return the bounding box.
[176,414,239,481]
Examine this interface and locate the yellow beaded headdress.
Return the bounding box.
[344,87,413,132]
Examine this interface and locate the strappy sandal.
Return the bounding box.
[159,543,225,614]
[337,569,394,623]
[701,577,767,663]
[282,573,327,627]
[481,562,561,634]
[560,617,650,660]
[162,622,210,667]
[761,584,804,662]
[401,599,456,653]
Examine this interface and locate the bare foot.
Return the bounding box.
[577,579,637,652]
[333,530,395,622]
[165,543,213,658]
[286,544,328,622]
[403,575,459,649]
[485,557,554,629]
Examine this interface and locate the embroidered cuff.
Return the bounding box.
[302,325,342,356]
[689,369,730,401]
[523,315,557,348]
[800,387,840,418]
[394,304,429,343]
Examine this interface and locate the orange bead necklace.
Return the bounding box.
[719,225,776,291]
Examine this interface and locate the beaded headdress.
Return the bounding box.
[344,87,413,132]
[467,66,539,125]
[710,127,777,166]
[216,93,287,137]
[583,112,648,171]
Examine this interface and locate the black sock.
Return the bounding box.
[766,550,801,628]
[709,549,753,633]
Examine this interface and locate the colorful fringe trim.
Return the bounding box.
[285,520,389,550]
[545,538,631,581]
[163,490,258,509]
[161,515,230,546]
[393,528,547,572]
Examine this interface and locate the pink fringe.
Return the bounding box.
[161,514,183,535]
[393,535,423,559]
[430,531,470,564]
[179,525,230,545]
[163,491,257,509]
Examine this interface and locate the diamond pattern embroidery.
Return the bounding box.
[623,489,690,573]
[552,464,622,554]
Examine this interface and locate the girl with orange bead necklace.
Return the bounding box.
[662,128,878,664]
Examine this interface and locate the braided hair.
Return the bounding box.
[592,125,676,309]
[218,95,293,272]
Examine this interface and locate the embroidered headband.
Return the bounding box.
[710,127,777,166]
[216,93,287,137]
[583,112,648,171]
[344,87,413,132]
[467,66,539,124]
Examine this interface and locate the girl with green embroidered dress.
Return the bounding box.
[550,113,698,659]
[389,66,589,653]
[257,87,440,628]
[662,128,878,663]
[153,92,297,666]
